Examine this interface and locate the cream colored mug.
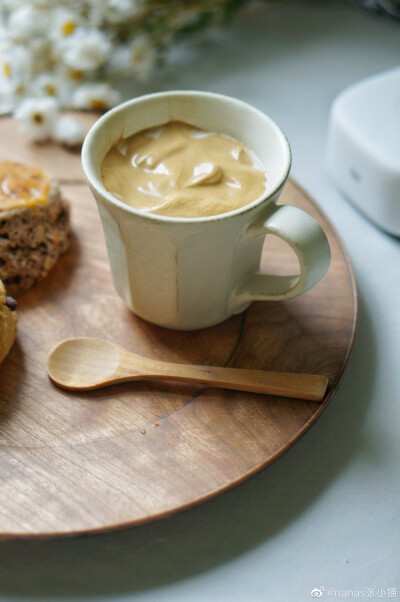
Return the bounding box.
[82,91,330,330]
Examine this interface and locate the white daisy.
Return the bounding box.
[108,34,157,81]
[0,77,28,110]
[51,8,81,39]
[87,0,140,27]
[8,5,50,40]
[60,28,112,71]
[28,38,54,75]
[72,82,120,110]
[14,97,59,142]
[103,0,141,24]
[53,115,85,147]
[0,44,31,85]
[32,72,72,104]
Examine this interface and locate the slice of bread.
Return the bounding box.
[0,162,71,295]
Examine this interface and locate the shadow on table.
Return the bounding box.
[0,339,24,425]
[0,292,377,599]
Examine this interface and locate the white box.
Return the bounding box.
[326,67,400,236]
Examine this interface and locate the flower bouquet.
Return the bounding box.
[0,0,255,144]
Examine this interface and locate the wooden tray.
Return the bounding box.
[0,115,357,538]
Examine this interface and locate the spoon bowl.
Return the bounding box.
[48,338,125,390]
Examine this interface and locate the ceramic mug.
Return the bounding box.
[82,91,331,330]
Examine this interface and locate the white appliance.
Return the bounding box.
[326,67,400,237]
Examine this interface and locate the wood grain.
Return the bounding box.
[0,114,357,538]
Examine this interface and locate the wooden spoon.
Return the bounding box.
[47,337,329,401]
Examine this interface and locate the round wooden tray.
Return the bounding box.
[0,115,357,538]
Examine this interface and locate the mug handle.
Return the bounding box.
[233,205,331,308]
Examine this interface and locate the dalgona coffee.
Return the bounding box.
[101,121,267,218]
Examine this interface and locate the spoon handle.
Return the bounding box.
[121,355,329,402]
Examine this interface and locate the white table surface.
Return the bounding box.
[1,1,399,600]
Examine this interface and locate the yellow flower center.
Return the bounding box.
[33,113,44,124]
[62,21,76,36]
[70,70,83,81]
[131,50,144,66]
[2,63,11,78]
[90,98,106,110]
[45,84,56,96]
